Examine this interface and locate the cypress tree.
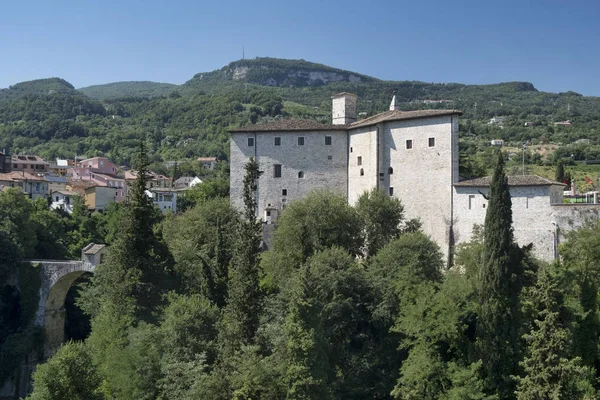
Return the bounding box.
[477,151,523,397]
[285,264,332,400]
[219,157,263,350]
[515,266,595,399]
[555,161,565,183]
[89,141,175,322]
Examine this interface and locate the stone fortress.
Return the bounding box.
[230,93,600,263]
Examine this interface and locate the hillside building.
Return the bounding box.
[11,155,49,174]
[230,93,600,263]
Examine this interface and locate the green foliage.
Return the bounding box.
[79,81,178,101]
[356,188,405,258]
[27,341,102,400]
[177,177,230,211]
[555,161,565,182]
[477,151,526,398]
[262,190,362,288]
[284,260,333,400]
[560,219,600,370]
[163,197,238,306]
[515,265,596,399]
[218,158,263,358]
[84,142,176,323]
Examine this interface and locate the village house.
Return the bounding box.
[11,155,49,174]
[124,170,172,189]
[230,92,600,263]
[50,190,78,214]
[174,176,202,189]
[0,152,10,173]
[45,175,68,193]
[198,157,218,170]
[147,187,180,213]
[0,171,49,200]
[72,157,127,202]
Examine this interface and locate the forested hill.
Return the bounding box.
[79,81,177,101]
[1,57,600,168]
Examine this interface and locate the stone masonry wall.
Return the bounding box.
[452,185,587,263]
[384,116,457,258]
[347,126,378,204]
[230,130,348,218]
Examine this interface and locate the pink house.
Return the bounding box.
[72,157,127,202]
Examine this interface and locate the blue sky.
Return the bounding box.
[2,0,599,95]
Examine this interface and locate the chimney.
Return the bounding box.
[331,93,357,125]
[389,94,400,111]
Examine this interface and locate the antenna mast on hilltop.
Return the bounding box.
[242,45,245,60]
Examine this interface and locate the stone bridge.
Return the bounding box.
[27,243,106,353]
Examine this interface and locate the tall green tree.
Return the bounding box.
[219,157,263,352]
[261,190,362,290]
[477,151,524,398]
[515,265,595,399]
[555,161,565,183]
[88,141,175,321]
[561,220,600,371]
[284,261,332,400]
[355,188,405,258]
[28,341,102,400]
[163,197,238,307]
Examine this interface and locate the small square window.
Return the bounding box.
[282,189,287,196]
[274,137,281,146]
[274,164,282,178]
[429,137,435,147]
[247,137,255,147]
[406,140,413,149]
[325,136,332,145]
[357,156,362,166]
[297,137,305,146]
[389,187,394,196]
[327,155,332,160]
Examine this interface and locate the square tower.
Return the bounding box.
[332,92,357,125]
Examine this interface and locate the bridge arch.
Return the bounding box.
[31,243,106,354]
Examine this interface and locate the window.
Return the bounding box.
[388,167,394,174]
[350,147,353,153]
[247,137,254,147]
[327,155,332,160]
[468,195,475,210]
[389,187,394,196]
[297,137,305,146]
[429,137,435,147]
[406,140,413,149]
[282,189,287,196]
[274,164,282,178]
[266,210,271,217]
[274,137,281,146]
[357,156,362,166]
[360,168,364,176]
[13,163,17,168]
[325,136,332,145]
[298,171,304,179]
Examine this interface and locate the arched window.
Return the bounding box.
[360,168,364,176]
[298,171,304,179]
[388,167,394,175]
